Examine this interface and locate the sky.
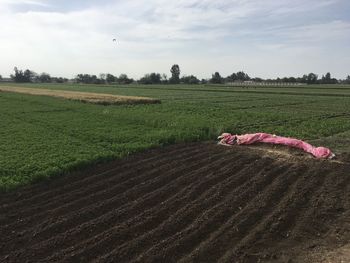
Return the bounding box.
[0,0,349,79]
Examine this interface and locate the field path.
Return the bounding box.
[0,86,160,105]
[0,142,349,262]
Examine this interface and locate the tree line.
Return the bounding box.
[209,71,345,85]
[7,67,68,83]
[2,66,350,85]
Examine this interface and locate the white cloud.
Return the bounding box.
[0,0,349,79]
[258,20,350,44]
[0,0,45,4]
[0,0,50,8]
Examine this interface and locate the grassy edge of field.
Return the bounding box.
[1,145,149,192]
[0,127,221,192]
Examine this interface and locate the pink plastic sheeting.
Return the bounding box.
[218,132,335,159]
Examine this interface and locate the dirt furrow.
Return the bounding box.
[0,143,199,215]
[133,162,292,263]
[0,145,203,231]
[1,150,228,260]
[217,164,317,262]
[61,154,261,263]
[0,143,349,263]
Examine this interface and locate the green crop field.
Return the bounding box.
[1,83,350,191]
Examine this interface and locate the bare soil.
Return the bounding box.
[0,86,160,105]
[0,142,349,262]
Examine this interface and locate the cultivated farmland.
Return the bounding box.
[1,83,350,190]
[0,83,350,262]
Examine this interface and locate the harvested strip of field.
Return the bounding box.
[0,142,349,262]
[0,86,160,105]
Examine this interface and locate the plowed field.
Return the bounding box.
[0,143,349,262]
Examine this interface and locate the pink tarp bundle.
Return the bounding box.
[218,132,335,159]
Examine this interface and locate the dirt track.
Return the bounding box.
[0,86,160,105]
[0,142,349,262]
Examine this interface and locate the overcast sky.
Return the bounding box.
[0,0,349,79]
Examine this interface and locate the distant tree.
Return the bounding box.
[117,74,133,84]
[227,73,237,82]
[150,73,161,84]
[24,69,36,82]
[11,67,22,82]
[11,67,36,82]
[89,74,98,84]
[169,64,180,84]
[346,75,350,84]
[76,74,87,83]
[320,73,329,84]
[181,75,199,84]
[325,72,331,81]
[252,77,263,82]
[331,78,338,84]
[139,73,161,84]
[99,73,106,82]
[298,74,308,83]
[36,73,52,83]
[201,79,208,84]
[161,74,168,84]
[278,77,296,83]
[0,75,2,81]
[288,77,296,83]
[210,72,223,84]
[307,73,318,84]
[236,71,250,81]
[75,74,103,84]
[52,77,68,83]
[139,74,151,84]
[106,73,116,83]
[226,71,250,82]
[320,72,337,84]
